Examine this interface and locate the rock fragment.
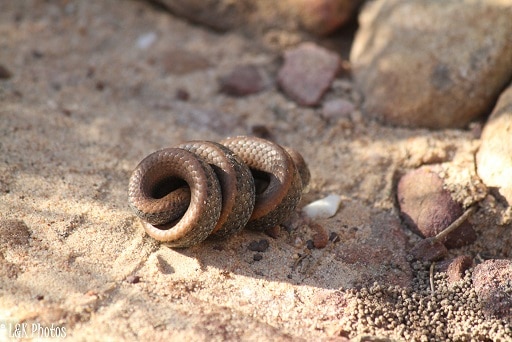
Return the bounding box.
[278,42,340,106]
[476,83,512,206]
[350,0,512,128]
[437,255,473,283]
[397,167,476,248]
[219,65,267,97]
[322,98,355,122]
[0,65,12,79]
[295,0,363,36]
[472,259,512,322]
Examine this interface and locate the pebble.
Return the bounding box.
[472,259,512,322]
[247,239,270,252]
[409,238,447,262]
[350,0,512,128]
[136,32,157,50]
[253,253,263,261]
[125,275,141,284]
[297,0,363,36]
[321,98,355,121]
[476,83,512,206]
[218,64,267,97]
[0,65,12,79]
[310,222,329,249]
[397,167,476,248]
[437,256,473,283]
[302,194,342,219]
[278,42,341,106]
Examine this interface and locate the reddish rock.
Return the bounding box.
[322,98,355,121]
[278,42,341,106]
[472,259,512,322]
[219,65,268,97]
[409,238,447,262]
[437,255,473,283]
[397,167,476,248]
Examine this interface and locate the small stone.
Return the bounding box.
[437,255,473,283]
[296,0,363,36]
[248,239,270,252]
[397,167,476,248]
[0,65,12,79]
[136,32,157,50]
[322,98,355,121]
[0,219,31,248]
[219,64,267,97]
[125,275,141,284]
[476,83,512,206]
[311,222,329,249]
[472,259,512,322]
[176,88,190,101]
[253,253,263,261]
[302,194,342,219]
[306,239,315,250]
[250,125,273,140]
[328,231,340,243]
[409,238,448,262]
[278,42,341,106]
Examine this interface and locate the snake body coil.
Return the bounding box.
[128,136,309,248]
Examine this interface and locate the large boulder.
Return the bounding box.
[350,0,512,128]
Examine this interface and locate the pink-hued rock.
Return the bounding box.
[278,42,341,106]
[437,255,473,283]
[472,259,512,322]
[322,98,355,121]
[219,65,268,97]
[409,238,447,262]
[397,167,476,248]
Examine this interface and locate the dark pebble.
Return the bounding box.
[306,239,315,250]
[219,64,267,97]
[176,88,190,101]
[125,275,141,284]
[253,253,263,261]
[329,231,340,243]
[0,65,12,79]
[248,239,269,252]
[409,237,448,262]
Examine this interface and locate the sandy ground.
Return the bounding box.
[1,1,511,341]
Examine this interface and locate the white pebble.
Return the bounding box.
[137,32,157,50]
[302,194,342,219]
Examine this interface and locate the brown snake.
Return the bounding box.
[128,136,310,248]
